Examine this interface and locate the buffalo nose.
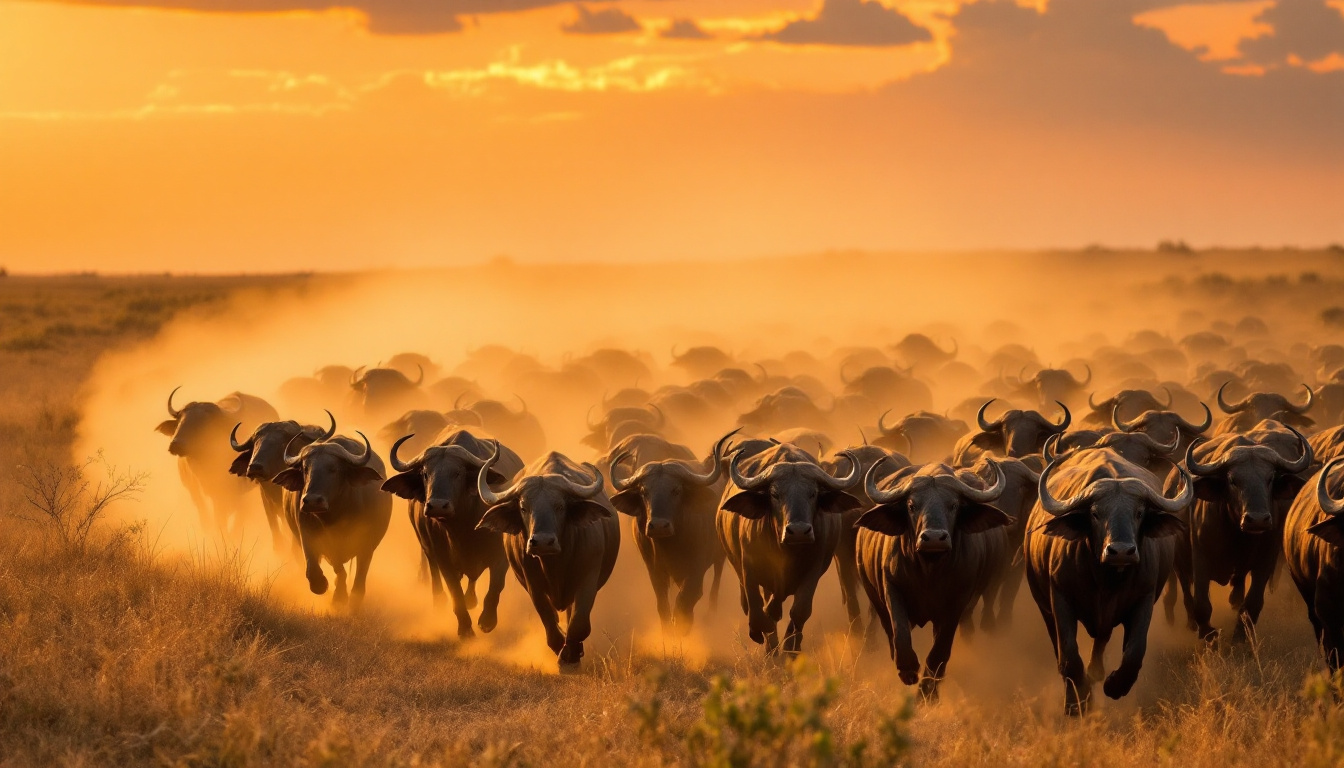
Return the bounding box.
[245,463,267,479]
[425,498,453,518]
[645,519,675,538]
[1102,542,1139,564]
[1241,515,1272,533]
[917,529,952,553]
[167,442,187,457]
[527,533,560,555]
[783,523,814,543]
[301,494,327,513]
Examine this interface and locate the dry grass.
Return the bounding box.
[2,268,1344,766]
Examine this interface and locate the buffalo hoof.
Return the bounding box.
[749,628,766,645]
[918,677,941,703]
[558,659,582,675]
[1199,627,1221,646]
[478,611,498,634]
[307,573,329,596]
[1103,671,1135,700]
[457,624,477,641]
[1087,661,1106,683]
[898,668,920,686]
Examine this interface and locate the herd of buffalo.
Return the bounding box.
[152,332,1344,715]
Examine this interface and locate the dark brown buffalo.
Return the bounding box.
[1025,448,1191,715]
[228,411,335,554]
[1112,402,1213,456]
[1173,421,1312,641]
[1213,381,1315,435]
[1309,425,1344,468]
[876,410,968,464]
[271,432,393,611]
[1045,427,1181,479]
[823,445,909,634]
[856,457,1011,700]
[382,428,524,638]
[352,365,427,422]
[475,448,619,671]
[608,432,737,633]
[951,399,1070,466]
[717,442,861,654]
[1285,458,1344,672]
[156,387,279,536]
[1082,388,1170,427]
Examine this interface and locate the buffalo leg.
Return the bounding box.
[709,556,725,614]
[425,549,446,609]
[649,566,673,630]
[920,618,958,702]
[997,559,1025,629]
[441,566,475,639]
[465,577,479,610]
[1050,590,1090,716]
[350,551,374,613]
[884,582,920,685]
[783,573,823,656]
[1087,628,1112,682]
[331,561,349,607]
[743,575,777,652]
[559,571,601,671]
[1103,601,1154,700]
[301,533,328,595]
[527,588,565,655]
[1190,560,1218,642]
[1162,572,1179,626]
[672,571,706,635]
[260,486,286,555]
[1236,564,1272,642]
[478,559,507,633]
[1315,588,1344,674]
[834,550,863,633]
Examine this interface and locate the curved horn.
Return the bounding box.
[1159,386,1173,409]
[454,392,467,411]
[1053,401,1072,431]
[1037,457,1087,515]
[877,409,899,436]
[1043,432,1063,462]
[839,362,857,386]
[1112,403,1140,433]
[1145,466,1194,513]
[1184,438,1218,477]
[729,448,771,491]
[350,365,366,386]
[755,363,770,383]
[1074,364,1092,388]
[513,395,529,415]
[1088,391,1107,411]
[282,433,306,467]
[1112,428,1180,456]
[388,434,417,473]
[1317,458,1344,515]
[319,409,337,442]
[816,450,860,490]
[649,404,665,429]
[167,386,183,419]
[411,364,424,387]
[229,423,253,452]
[609,451,637,492]
[586,405,602,432]
[676,428,740,487]
[865,456,901,503]
[669,344,681,362]
[943,338,958,358]
[1290,383,1315,414]
[977,399,1002,432]
[560,463,605,499]
[1270,425,1313,474]
[327,431,373,467]
[218,394,242,415]
[477,441,522,506]
[1176,402,1213,434]
[953,459,1006,503]
[1216,381,1247,413]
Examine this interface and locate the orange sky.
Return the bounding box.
[0,0,1341,272]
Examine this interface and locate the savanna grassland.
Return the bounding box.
[6,255,1344,767]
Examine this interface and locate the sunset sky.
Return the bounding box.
[1,0,1341,272]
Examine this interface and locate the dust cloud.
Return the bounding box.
[73,250,1344,689]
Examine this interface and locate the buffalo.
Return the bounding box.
[1284,458,1344,672]
[1213,382,1314,435]
[952,399,1070,466]
[1173,421,1312,641]
[352,365,427,422]
[717,441,861,654]
[608,431,737,633]
[382,428,524,638]
[1112,402,1213,456]
[1082,388,1171,428]
[228,412,335,554]
[1025,448,1192,715]
[475,448,619,672]
[271,431,393,611]
[875,410,968,464]
[823,444,909,634]
[856,457,1011,699]
[156,387,279,536]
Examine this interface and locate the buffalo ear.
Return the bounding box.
[971,432,1004,451]
[381,471,426,501]
[271,467,305,493]
[1275,475,1307,501]
[959,503,1013,534]
[570,499,613,527]
[1141,512,1186,538]
[855,503,909,536]
[477,503,525,535]
[721,491,770,520]
[1041,513,1090,542]
[228,451,252,478]
[1193,478,1223,503]
[580,433,606,451]
[610,489,645,517]
[820,491,863,514]
[1308,518,1344,548]
[155,419,178,437]
[349,466,385,486]
[688,485,721,513]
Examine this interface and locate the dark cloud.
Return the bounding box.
[660,17,712,41]
[761,0,931,47]
[561,4,641,35]
[41,0,623,35]
[1240,0,1344,67]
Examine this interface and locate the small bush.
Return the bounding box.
[11,453,147,553]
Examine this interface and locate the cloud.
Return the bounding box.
[660,18,713,41]
[423,50,703,93]
[560,4,641,35]
[761,0,932,47]
[37,0,625,35]
[1240,0,1344,67]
